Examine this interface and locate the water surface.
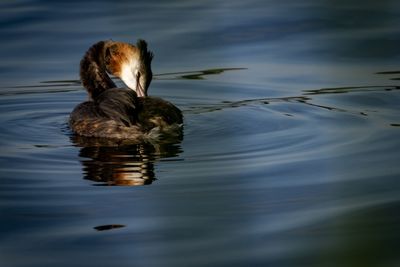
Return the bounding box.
[1,1,400,266]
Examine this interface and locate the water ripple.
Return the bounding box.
[0,70,398,267]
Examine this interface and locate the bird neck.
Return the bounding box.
[79,41,116,100]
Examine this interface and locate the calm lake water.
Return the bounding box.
[1,0,400,266]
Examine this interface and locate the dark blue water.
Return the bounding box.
[1,1,400,266]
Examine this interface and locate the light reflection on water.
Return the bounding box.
[0,0,400,266]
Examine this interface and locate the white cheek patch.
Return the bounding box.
[120,61,138,91]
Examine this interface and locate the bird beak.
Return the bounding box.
[136,73,146,97]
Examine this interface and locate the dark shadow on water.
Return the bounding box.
[94,224,126,231]
[70,135,183,186]
[155,67,247,80]
[303,85,400,95]
[376,70,400,81]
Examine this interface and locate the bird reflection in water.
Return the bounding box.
[71,135,183,186]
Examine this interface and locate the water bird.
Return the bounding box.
[69,39,182,140]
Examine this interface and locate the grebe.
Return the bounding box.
[69,39,183,140]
